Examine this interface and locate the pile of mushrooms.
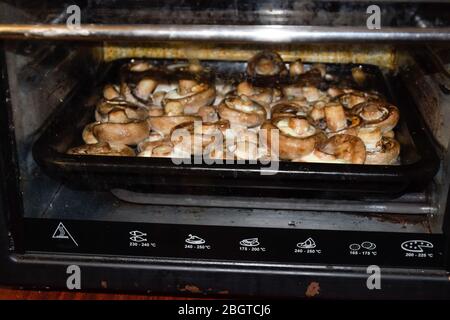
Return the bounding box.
[68,52,401,165]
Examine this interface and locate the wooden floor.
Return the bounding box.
[0,287,196,300]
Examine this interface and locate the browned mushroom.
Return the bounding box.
[67,142,135,157]
[82,120,150,146]
[163,82,216,115]
[260,116,326,160]
[126,60,154,73]
[270,100,310,118]
[197,105,219,123]
[103,84,121,100]
[324,103,347,132]
[352,101,400,133]
[352,66,367,86]
[299,134,366,164]
[149,115,201,136]
[357,127,383,151]
[311,63,327,78]
[246,51,287,79]
[170,120,229,156]
[236,81,282,107]
[289,59,304,77]
[338,90,384,109]
[138,139,174,158]
[95,99,149,123]
[147,105,165,117]
[365,137,400,165]
[218,95,267,128]
[327,87,355,98]
[226,129,260,160]
[133,77,159,102]
[323,103,362,136]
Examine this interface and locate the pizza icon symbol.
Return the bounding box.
[401,240,434,253]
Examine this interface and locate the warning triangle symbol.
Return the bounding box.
[52,222,78,246]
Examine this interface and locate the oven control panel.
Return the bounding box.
[24,218,444,268]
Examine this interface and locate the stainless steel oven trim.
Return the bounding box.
[0,25,449,42]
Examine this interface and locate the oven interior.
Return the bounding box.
[0,1,449,271]
[1,40,448,235]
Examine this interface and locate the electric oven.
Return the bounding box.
[1,0,450,299]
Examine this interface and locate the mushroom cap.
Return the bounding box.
[84,120,150,146]
[271,101,310,118]
[103,84,121,100]
[218,96,267,128]
[246,51,287,78]
[197,105,219,123]
[316,134,366,164]
[352,102,400,133]
[337,90,384,109]
[149,115,201,136]
[95,99,149,123]
[170,121,227,156]
[138,139,174,158]
[365,137,400,165]
[163,83,216,115]
[261,116,326,160]
[289,59,304,77]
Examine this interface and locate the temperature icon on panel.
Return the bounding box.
[297,237,316,249]
[240,238,260,247]
[349,241,376,251]
[401,240,434,253]
[185,234,206,245]
[129,230,147,243]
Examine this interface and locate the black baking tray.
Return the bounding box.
[32,59,440,199]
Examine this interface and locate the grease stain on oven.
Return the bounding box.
[305,281,320,298]
[179,284,202,294]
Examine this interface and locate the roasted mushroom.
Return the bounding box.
[303,86,327,103]
[126,59,154,73]
[138,139,174,158]
[246,51,287,82]
[95,99,149,123]
[352,101,400,133]
[119,60,161,107]
[365,137,400,165]
[197,105,219,123]
[289,59,304,78]
[311,63,327,78]
[282,83,327,102]
[323,103,361,136]
[67,142,135,157]
[218,95,267,128]
[338,90,384,109]
[226,129,261,160]
[82,120,150,146]
[147,105,165,117]
[149,115,201,136]
[163,82,216,115]
[260,116,326,160]
[299,134,366,164]
[270,100,310,119]
[357,127,383,151]
[103,84,121,100]
[170,120,229,156]
[352,66,367,86]
[236,81,282,108]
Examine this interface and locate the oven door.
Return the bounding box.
[1,0,450,299]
